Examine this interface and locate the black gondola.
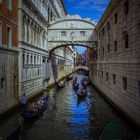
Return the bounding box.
[77,89,87,98]
[81,77,90,87]
[6,125,21,140]
[72,80,79,92]
[21,96,48,119]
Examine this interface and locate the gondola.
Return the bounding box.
[81,79,88,87]
[77,89,87,98]
[81,77,90,87]
[6,125,21,140]
[72,81,79,92]
[21,96,48,119]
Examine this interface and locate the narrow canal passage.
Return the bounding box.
[0,73,139,140]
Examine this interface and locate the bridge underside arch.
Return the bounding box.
[75,66,89,71]
[48,43,95,58]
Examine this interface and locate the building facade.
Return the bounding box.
[89,0,140,126]
[63,45,76,74]
[0,0,19,114]
[18,0,66,97]
[49,45,76,83]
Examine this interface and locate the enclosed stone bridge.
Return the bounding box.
[48,15,97,56]
[46,15,96,82]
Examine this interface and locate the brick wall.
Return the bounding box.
[0,0,18,47]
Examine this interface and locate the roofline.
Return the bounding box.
[61,0,67,15]
[48,18,96,28]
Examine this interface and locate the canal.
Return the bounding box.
[0,73,139,140]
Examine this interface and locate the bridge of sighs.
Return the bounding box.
[46,15,97,81]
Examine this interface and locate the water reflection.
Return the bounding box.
[0,74,139,140]
[63,75,93,139]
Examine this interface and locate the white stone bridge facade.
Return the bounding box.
[47,15,97,54]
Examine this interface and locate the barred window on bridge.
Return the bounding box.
[61,31,66,36]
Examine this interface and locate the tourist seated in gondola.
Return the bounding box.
[37,98,45,110]
[74,76,77,82]
[82,79,88,87]
[20,93,29,104]
[26,102,38,113]
[72,79,76,87]
[77,87,87,98]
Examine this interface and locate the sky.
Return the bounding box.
[64,0,110,22]
[74,46,87,54]
[63,0,110,53]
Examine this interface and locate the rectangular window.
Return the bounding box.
[124,0,129,15]
[122,77,127,90]
[31,55,33,64]
[61,31,66,36]
[99,32,100,39]
[27,24,29,43]
[124,34,129,48]
[106,72,108,81]
[0,77,5,89]
[114,13,118,24]
[108,44,110,53]
[113,74,116,85]
[0,0,2,4]
[102,72,103,79]
[0,22,2,47]
[48,8,50,22]
[37,56,39,64]
[138,81,140,97]
[103,47,104,56]
[50,12,53,22]
[107,22,110,31]
[102,28,105,36]
[23,54,25,65]
[34,55,36,64]
[27,54,29,64]
[114,40,117,51]
[7,0,12,10]
[7,26,12,47]
[80,31,85,36]
[98,70,99,77]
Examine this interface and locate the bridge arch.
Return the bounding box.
[75,66,89,71]
[48,15,97,55]
[48,43,95,58]
[46,15,97,82]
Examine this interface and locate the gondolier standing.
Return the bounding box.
[19,93,29,111]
